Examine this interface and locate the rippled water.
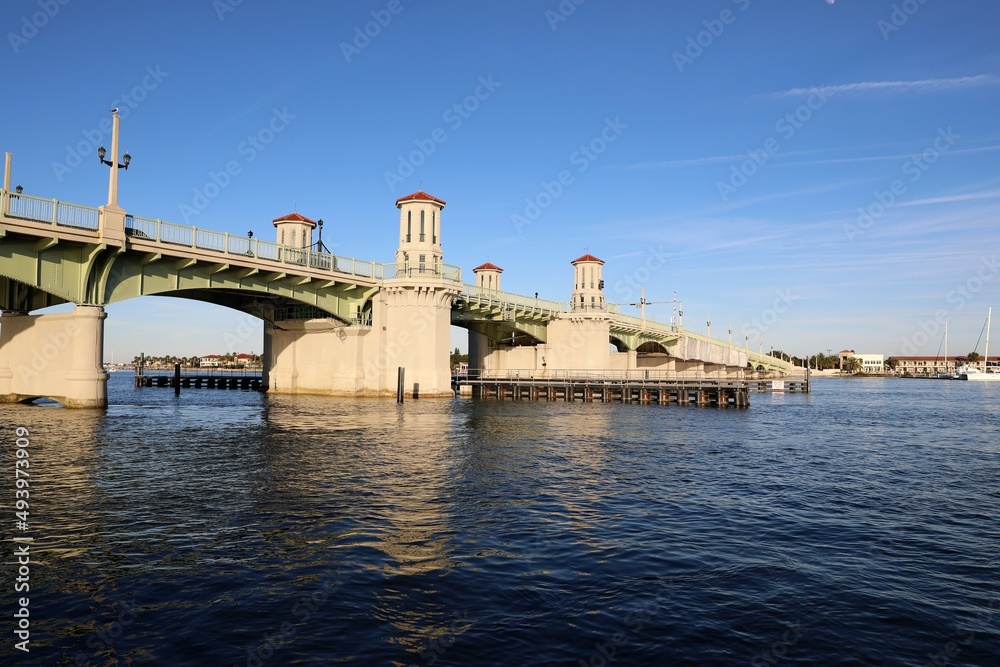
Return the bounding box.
[1,375,998,665]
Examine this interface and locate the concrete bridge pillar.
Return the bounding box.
[380,280,460,397]
[0,305,107,408]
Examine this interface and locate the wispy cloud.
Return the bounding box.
[762,74,1000,100]
[898,189,1000,208]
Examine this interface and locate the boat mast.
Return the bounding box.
[986,306,992,373]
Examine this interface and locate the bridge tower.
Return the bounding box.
[570,253,605,311]
[272,212,316,249]
[376,191,460,397]
[545,253,611,370]
[473,262,503,292]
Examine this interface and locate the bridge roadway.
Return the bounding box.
[0,188,792,374]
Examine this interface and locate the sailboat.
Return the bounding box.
[933,321,953,379]
[957,307,1000,381]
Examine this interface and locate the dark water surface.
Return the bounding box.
[1,375,998,665]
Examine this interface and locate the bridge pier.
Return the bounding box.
[0,305,107,408]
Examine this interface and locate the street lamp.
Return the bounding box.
[96,109,131,208]
[315,218,329,253]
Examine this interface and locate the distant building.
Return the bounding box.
[199,354,221,367]
[838,350,885,373]
[856,354,885,374]
[891,355,983,376]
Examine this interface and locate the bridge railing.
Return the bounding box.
[4,191,100,230]
[459,284,566,314]
[461,368,746,382]
[383,263,462,282]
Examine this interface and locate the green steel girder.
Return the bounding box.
[101,252,369,322]
[451,306,550,343]
[608,324,682,352]
[0,230,371,320]
[0,233,107,305]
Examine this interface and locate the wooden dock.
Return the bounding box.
[134,369,262,391]
[454,370,754,407]
[750,378,810,393]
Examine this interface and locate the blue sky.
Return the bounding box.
[3,0,999,361]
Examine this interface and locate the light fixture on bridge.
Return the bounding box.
[248,230,253,239]
[14,184,22,195]
[98,109,130,209]
[97,145,131,170]
[315,218,329,253]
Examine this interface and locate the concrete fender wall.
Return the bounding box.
[0,306,107,408]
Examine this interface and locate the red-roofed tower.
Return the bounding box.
[394,190,445,275]
[570,253,605,311]
[473,262,503,292]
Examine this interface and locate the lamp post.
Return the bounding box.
[97,109,131,209]
[315,218,330,253]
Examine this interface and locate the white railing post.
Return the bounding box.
[156,219,162,242]
[191,227,197,248]
[52,199,59,224]
[224,232,230,255]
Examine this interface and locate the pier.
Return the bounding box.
[134,368,263,391]
[454,370,752,406]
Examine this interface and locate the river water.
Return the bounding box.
[1,374,998,666]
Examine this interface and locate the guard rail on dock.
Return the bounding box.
[453,369,751,407]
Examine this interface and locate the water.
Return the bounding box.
[1,375,998,666]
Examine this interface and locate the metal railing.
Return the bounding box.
[458,284,566,314]
[459,368,746,382]
[0,189,458,284]
[5,192,100,230]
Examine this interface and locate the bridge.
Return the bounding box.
[0,124,790,407]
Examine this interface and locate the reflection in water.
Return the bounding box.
[0,375,998,665]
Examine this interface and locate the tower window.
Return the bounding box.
[420,210,426,242]
[407,211,412,242]
[419,254,426,273]
[432,210,437,244]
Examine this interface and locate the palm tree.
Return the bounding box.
[843,356,862,374]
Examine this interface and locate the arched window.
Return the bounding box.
[420,210,426,242]
[291,230,296,248]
